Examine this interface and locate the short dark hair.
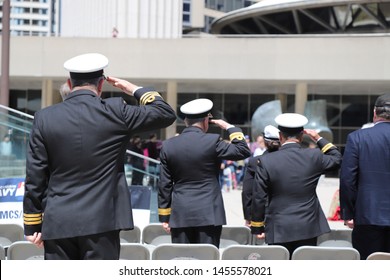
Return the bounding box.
[185,117,205,126]
[70,76,103,88]
[280,130,302,140]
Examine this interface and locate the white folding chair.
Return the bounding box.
[0,244,5,260]
[7,241,44,260]
[0,223,25,249]
[120,243,151,260]
[366,252,390,260]
[120,225,141,243]
[221,245,289,260]
[220,226,251,248]
[151,243,220,260]
[317,229,352,247]
[141,223,171,246]
[291,246,360,260]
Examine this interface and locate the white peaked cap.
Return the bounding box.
[64,53,108,79]
[180,98,213,119]
[275,113,308,133]
[263,125,280,140]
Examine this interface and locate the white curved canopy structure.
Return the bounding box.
[211,0,390,34]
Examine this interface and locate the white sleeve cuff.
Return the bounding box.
[226,125,235,130]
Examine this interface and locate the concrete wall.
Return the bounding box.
[5,35,389,78]
[2,34,390,94]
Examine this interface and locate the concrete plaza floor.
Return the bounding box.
[222,176,346,230]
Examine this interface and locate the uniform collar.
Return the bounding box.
[280,142,301,150]
[64,89,98,101]
[182,126,204,133]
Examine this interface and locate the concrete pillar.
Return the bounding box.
[165,81,178,139]
[295,82,308,114]
[276,93,288,112]
[0,0,10,106]
[41,79,54,108]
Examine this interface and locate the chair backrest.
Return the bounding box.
[0,244,5,260]
[221,245,290,260]
[291,246,360,260]
[251,235,266,245]
[220,226,251,248]
[120,243,151,260]
[366,252,390,260]
[142,223,171,246]
[151,243,220,260]
[7,241,44,260]
[317,229,352,247]
[120,226,141,243]
[0,223,25,248]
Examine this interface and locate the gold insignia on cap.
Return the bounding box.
[140,91,161,105]
[229,132,244,141]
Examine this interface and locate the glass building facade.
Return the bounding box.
[10,87,379,152]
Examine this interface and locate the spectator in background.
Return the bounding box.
[128,135,145,186]
[144,133,160,186]
[340,93,390,259]
[252,135,266,156]
[0,135,12,157]
[59,82,71,101]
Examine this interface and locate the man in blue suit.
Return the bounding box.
[340,93,390,260]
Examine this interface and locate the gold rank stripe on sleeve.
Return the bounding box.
[229,132,244,141]
[24,213,43,225]
[321,143,335,153]
[250,221,265,227]
[158,208,171,216]
[139,91,161,105]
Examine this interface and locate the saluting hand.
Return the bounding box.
[105,76,140,96]
[303,129,321,142]
[209,119,232,130]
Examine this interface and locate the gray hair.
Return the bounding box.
[59,82,70,100]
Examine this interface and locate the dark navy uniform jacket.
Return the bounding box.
[340,122,390,226]
[251,138,342,244]
[158,126,251,228]
[241,152,270,222]
[23,88,176,240]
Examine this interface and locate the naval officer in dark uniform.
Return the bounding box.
[158,98,251,248]
[250,113,342,257]
[242,125,280,226]
[23,53,176,259]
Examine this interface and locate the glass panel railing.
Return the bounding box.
[0,105,33,179]
[125,150,160,222]
[125,149,160,188]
